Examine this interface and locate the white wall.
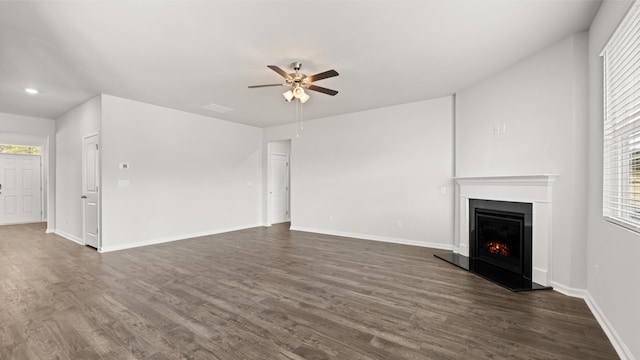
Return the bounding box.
[55,95,102,242]
[264,96,454,248]
[455,33,589,290]
[0,112,56,230]
[269,140,291,155]
[587,1,639,359]
[100,95,262,251]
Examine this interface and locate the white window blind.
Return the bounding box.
[603,0,640,232]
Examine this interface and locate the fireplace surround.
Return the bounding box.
[436,175,557,290]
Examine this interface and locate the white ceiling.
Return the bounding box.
[0,0,601,128]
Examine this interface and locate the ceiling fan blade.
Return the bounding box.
[307,85,339,96]
[248,84,285,88]
[267,65,293,80]
[305,69,339,83]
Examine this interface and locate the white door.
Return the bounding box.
[0,154,42,225]
[269,153,290,224]
[82,134,100,248]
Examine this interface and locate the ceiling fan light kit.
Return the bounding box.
[283,90,294,102]
[292,85,305,99]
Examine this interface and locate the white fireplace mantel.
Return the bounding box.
[455,175,558,286]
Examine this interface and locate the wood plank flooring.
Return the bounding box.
[0,223,618,360]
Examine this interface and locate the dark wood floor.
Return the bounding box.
[0,223,618,360]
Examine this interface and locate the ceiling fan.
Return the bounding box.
[248,62,339,103]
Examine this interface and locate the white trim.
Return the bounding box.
[548,281,633,360]
[599,0,638,56]
[533,267,548,286]
[54,229,84,245]
[289,226,454,250]
[45,228,54,233]
[98,223,261,253]
[454,174,558,188]
[0,220,43,226]
[584,293,635,360]
[549,281,589,298]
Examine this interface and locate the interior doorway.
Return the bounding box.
[0,152,42,225]
[82,134,100,249]
[268,140,291,225]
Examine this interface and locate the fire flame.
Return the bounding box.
[487,242,510,256]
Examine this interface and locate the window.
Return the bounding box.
[0,144,41,155]
[602,0,640,231]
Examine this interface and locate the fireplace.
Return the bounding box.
[470,199,532,279]
[434,175,556,290]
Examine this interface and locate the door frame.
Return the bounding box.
[0,152,43,225]
[82,133,101,249]
[266,140,292,226]
[268,152,290,225]
[0,133,52,231]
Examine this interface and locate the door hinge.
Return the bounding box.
[95,144,99,150]
[286,162,289,167]
[96,228,99,234]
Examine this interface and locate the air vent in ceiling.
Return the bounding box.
[201,103,234,113]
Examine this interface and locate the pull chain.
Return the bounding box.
[295,99,300,138]
[294,98,304,138]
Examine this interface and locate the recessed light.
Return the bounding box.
[25,88,39,95]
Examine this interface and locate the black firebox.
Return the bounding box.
[470,199,532,279]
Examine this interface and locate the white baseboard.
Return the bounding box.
[289,226,454,250]
[584,293,635,360]
[45,228,54,234]
[549,281,589,298]
[457,243,469,256]
[98,223,261,253]
[54,229,84,245]
[549,281,633,360]
[533,267,549,287]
